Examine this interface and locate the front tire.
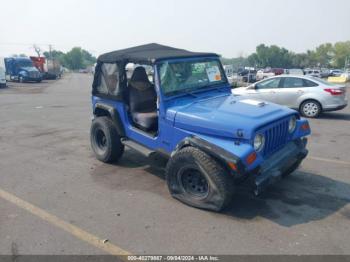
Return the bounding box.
[282,159,302,178]
[90,117,124,163]
[300,100,322,118]
[166,147,234,211]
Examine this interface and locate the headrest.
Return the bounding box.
[130,66,152,90]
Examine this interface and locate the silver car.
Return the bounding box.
[304,69,321,78]
[232,75,348,118]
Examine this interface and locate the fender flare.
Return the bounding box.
[173,136,246,177]
[93,103,125,137]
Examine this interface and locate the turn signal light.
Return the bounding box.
[301,123,310,131]
[228,162,238,171]
[246,152,257,165]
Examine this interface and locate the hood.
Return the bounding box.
[169,95,295,139]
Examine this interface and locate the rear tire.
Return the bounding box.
[90,117,124,163]
[300,100,322,118]
[166,147,234,211]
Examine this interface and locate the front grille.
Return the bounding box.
[260,118,289,156]
[29,71,39,78]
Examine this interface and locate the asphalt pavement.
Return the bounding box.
[0,73,349,255]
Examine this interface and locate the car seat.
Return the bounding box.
[128,67,158,131]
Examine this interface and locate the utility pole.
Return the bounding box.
[49,44,53,60]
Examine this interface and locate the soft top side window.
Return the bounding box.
[96,63,119,95]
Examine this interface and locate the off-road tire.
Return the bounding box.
[90,117,124,163]
[282,159,302,178]
[300,100,322,118]
[165,147,234,211]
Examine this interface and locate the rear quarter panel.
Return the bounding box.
[295,87,328,109]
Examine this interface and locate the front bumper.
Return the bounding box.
[23,76,41,82]
[252,138,308,195]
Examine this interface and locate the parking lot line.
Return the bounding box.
[0,188,130,256]
[308,156,350,166]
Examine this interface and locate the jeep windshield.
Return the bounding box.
[158,58,227,96]
[17,60,34,68]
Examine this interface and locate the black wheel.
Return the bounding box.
[282,159,302,178]
[166,147,234,211]
[90,117,124,163]
[300,100,322,118]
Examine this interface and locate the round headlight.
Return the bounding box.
[254,134,265,152]
[288,116,297,133]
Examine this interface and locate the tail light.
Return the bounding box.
[324,88,344,96]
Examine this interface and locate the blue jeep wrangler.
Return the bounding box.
[90,43,311,211]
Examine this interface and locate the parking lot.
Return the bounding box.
[0,73,349,255]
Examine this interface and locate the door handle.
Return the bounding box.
[270,91,276,94]
[297,90,304,94]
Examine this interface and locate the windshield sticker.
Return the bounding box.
[206,66,221,82]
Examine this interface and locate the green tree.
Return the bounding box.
[43,48,96,70]
[247,53,259,67]
[290,53,310,68]
[63,47,84,70]
[43,50,66,65]
[313,43,334,67]
[332,41,350,68]
[248,44,292,68]
[81,49,96,66]
[222,40,350,70]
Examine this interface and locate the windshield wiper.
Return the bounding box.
[165,82,229,98]
[190,82,229,94]
[208,83,227,92]
[183,89,199,97]
[168,88,198,98]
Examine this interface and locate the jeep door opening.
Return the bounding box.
[90,43,311,211]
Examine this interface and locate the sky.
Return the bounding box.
[0,0,349,58]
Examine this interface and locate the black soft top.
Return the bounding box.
[97,43,219,64]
